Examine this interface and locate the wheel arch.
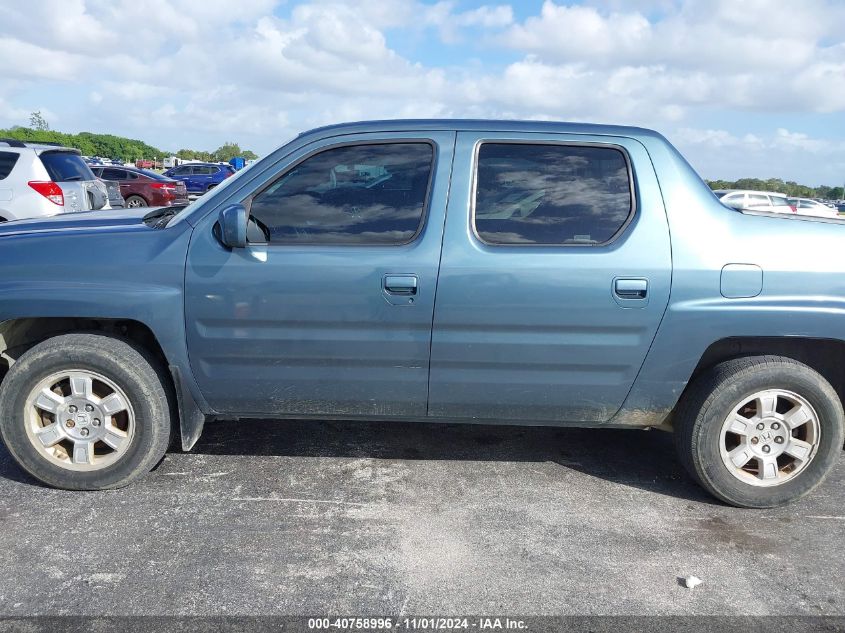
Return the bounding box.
[666,337,845,436]
[687,337,845,406]
[612,335,845,431]
[0,317,206,451]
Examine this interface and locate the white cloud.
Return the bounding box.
[499,0,845,112]
[671,127,845,184]
[503,3,651,62]
[453,5,513,28]
[0,0,843,184]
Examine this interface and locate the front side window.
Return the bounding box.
[748,194,770,206]
[473,143,633,245]
[249,142,433,244]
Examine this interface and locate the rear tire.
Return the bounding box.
[675,356,844,508]
[0,333,171,490]
[125,195,148,208]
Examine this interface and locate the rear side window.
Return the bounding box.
[138,169,168,181]
[40,151,95,182]
[249,142,433,244]
[101,168,126,180]
[0,151,20,180]
[748,193,770,206]
[474,143,633,245]
[769,195,789,207]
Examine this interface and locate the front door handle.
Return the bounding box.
[383,274,418,295]
[614,278,648,299]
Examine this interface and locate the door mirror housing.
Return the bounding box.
[217,204,248,248]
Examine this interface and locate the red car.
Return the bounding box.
[91,166,189,208]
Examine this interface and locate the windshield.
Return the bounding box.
[162,159,259,227]
[40,151,96,182]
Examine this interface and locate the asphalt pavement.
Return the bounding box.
[0,419,842,616]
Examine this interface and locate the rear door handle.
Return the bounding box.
[383,274,418,295]
[614,278,648,299]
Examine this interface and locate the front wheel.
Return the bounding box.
[0,333,171,490]
[675,356,844,508]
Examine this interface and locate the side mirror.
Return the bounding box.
[217,204,247,248]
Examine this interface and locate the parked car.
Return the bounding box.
[0,120,843,508]
[714,189,796,214]
[163,162,235,195]
[90,165,188,208]
[98,178,125,209]
[788,197,841,218]
[0,139,109,221]
[135,159,154,169]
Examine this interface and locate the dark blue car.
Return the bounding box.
[163,162,234,194]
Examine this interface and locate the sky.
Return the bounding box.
[0,0,844,185]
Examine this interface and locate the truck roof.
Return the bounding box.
[301,119,664,140]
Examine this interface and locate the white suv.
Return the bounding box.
[0,139,110,222]
[788,197,841,219]
[713,189,796,215]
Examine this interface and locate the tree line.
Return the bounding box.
[706,178,844,200]
[1,112,258,163]
[3,114,840,195]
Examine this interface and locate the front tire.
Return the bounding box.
[0,333,171,490]
[675,356,844,508]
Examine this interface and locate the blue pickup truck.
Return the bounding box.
[0,120,842,507]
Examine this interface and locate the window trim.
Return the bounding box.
[242,138,437,247]
[470,140,638,248]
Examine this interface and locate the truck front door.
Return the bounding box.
[184,132,455,417]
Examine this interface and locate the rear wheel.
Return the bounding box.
[125,195,148,208]
[675,356,844,508]
[0,333,171,490]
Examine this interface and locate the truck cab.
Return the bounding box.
[0,120,842,507]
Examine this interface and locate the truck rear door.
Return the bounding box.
[428,131,672,423]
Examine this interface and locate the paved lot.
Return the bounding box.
[0,419,843,616]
